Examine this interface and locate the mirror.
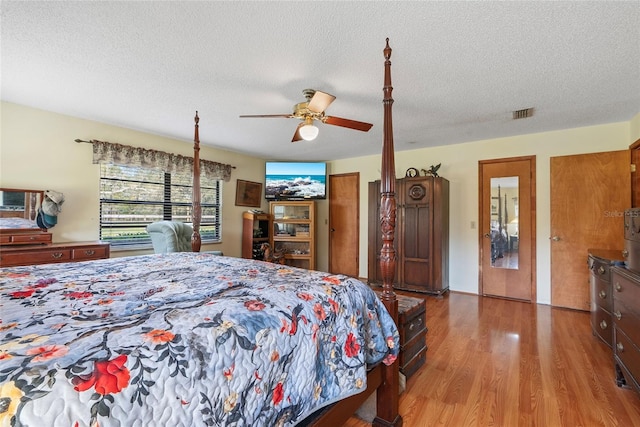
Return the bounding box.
[0,188,44,231]
[489,177,519,269]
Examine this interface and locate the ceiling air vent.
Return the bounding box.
[512,107,534,120]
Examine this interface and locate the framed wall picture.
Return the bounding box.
[235,179,262,207]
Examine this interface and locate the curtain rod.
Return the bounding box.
[74,139,236,169]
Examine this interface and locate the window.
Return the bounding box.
[99,163,222,248]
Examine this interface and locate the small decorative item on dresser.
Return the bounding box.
[421,163,441,177]
[405,167,419,177]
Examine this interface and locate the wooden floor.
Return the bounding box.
[345,292,640,426]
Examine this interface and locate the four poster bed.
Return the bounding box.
[0,40,403,426]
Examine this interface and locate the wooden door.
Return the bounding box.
[550,150,630,310]
[480,156,536,302]
[329,172,359,277]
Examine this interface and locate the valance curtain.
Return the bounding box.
[89,139,232,182]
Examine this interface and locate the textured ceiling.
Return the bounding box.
[2,1,639,161]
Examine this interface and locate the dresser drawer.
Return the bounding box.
[591,275,612,312]
[612,268,640,346]
[589,256,614,282]
[402,310,426,345]
[72,245,109,261]
[0,241,110,267]
[591,306,613,348]
[397,296,426,344]
[401,347,426,379]
[11,233,53,245]
[1,248,72,266]
[615,327,640,388]
[400,331,426,369]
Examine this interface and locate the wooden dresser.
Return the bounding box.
[0,241,110,267]
[589,249,625,348]
[611,266,640,394]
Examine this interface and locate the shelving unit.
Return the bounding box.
[269,200,315,270]
[241,211,273,260]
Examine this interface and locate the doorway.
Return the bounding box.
[479,156,536,301]
[328,172,359,277]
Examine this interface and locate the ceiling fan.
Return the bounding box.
[239,89,373,142]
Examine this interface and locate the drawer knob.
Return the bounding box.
[600,320,608,330]
[614,310,622,321]
[598,290,607,299]
[615,282,622,292]
[597,266,606,275]
[622,249,629,258]
[51,252,64,259]
[84,250,95,256]
[617,342,624,353]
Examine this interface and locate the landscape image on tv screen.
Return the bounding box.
[265,162,326,200]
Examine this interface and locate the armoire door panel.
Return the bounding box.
[403,206,431,259]
[403,260,430,289]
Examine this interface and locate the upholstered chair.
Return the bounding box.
[146,221,194,253]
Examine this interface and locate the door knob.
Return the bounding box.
[550,236,561,241]
[330,228,336,232]
[483,233,491,238]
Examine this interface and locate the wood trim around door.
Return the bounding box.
[630,137,640,207]
[478,155,537,302]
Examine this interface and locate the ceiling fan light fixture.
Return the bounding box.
[299,118,319,141]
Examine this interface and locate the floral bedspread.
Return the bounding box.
[0,253,399,426]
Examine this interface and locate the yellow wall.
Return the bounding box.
[2,101,638,305]
[0,102,267,258]
[631,112,640,143]
[327,119,633,304]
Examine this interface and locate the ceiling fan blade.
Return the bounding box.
[324,116,373,132]
[291,123,304,142]
[307,91,336,113]
[239,114,294,118]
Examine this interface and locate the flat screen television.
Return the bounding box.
[265,162,327,200]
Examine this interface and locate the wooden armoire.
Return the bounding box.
[367,175,449,295]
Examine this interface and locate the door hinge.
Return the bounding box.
[631,164,636,173]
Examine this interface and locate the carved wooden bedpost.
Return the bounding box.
[192,111,202,252]
[374,38,403,427]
